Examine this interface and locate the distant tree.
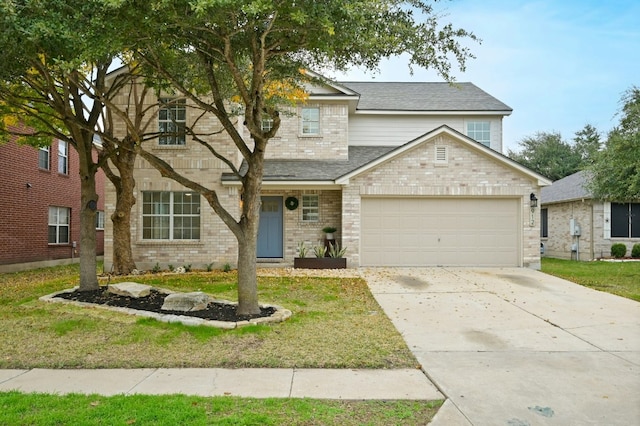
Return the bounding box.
[588,87,640,200]
[508,132,582,180]
[573,124,601,166]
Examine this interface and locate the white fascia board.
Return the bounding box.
[308,95,359,101]
[354,109,513,116]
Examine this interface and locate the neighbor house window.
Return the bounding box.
[158,98,186,145]
[302,194,319,222]
[58,140,68,174]
[467,121,491,147]
[301,106,320,135]
[142,191,200,240]
[38,146,50,170]
[611,202,640,238]
[541,208,548,238]
[261,118,274,132]
[96,211,105,230]
[48,206,70,244]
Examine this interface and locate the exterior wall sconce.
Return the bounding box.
[529,193,538,226]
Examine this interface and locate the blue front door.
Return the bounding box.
[257,196,283,258]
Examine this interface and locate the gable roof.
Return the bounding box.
[541,170,593,204]
[339,82,513,114]
[336,125,550,186]
[222,126,551,187]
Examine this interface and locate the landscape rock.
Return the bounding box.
[108,282,152,298]
[162,292,211,312]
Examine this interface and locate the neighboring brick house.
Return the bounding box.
[540,171,639,260]
[0,137,105,272]
[104,76,551,271]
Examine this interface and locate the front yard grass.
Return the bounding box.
[541,258,640,302]
[0,392,442,426]
[0,264,418,369]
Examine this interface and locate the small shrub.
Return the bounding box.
[322,226,337,234]
[297,241,308,258]
[313,245,327,258]
[152,263,161,273]
[183,264,192,272]
[328,242,347,258]
[632,243,640,258]
[168,264,175,272]
[222,262,232,273]
[611,243,627,258]
[205,263,214,272]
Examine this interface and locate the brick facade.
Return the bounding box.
[0,138,105,268]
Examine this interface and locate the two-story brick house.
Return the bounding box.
[104,76,550,271]
[0,136,105,272]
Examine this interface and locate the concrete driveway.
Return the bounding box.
[363,267,640,426]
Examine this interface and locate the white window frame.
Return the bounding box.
[142,191,201,240]
[158,98,186,146]
[48,206,70,244]
[300,106,320,135]
[467,121,491,147]
[96,211,105,230]
[261,118,274,133]
[302,194,319,222]
[39,145,50,170]
[58,140,68,174]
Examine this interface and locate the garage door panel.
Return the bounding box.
[361,198,519,267]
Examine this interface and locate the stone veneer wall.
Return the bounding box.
[341,134,542,268]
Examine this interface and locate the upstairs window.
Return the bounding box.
[39,145,50,170]
[159,99,186,145]
[48,206,70,244]
[261,118,274,133]
[467,121,491,147]
[302,194,319,222]
[301,107,320,135]
[58,141,68,174]
[611,202,640,238]
[142,191,201,240]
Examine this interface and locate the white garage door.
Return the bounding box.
[361,198,520,267]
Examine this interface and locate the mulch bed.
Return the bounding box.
[54,287,275,322]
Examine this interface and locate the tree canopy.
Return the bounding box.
[102,0,478,314]
[588,87,640,201]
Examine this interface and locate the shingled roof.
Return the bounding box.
[541,171,593,204]
[222,146,397,183]
[339,82,513,112]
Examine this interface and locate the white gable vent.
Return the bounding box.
[435,146,448,163]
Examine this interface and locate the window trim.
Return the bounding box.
[48,206,70,245]
[39,145,50,170]
[466,121,491,147]
[300,106,320,136]
[96,211,105,230]
[57,140,68,175]
[142,191,201,241]
[301,194,319,222]
[158,98,187,146]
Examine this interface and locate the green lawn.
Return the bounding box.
[0,264,440,425]
[0,392,442,426]
[541,258,640,301]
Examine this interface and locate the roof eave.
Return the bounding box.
[354,109,513,116]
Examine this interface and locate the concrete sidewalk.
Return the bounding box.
[364,267,640,426]
[0,367,442,400]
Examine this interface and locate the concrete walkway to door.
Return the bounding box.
[363,267,640,426]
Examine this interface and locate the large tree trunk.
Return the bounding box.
[78,170,99,291]
[236,236,259,315]
[110,149,137,275]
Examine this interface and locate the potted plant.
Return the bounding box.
[294,241,347,269]
[322,226,337,240]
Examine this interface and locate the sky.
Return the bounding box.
[333,0,640,153]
